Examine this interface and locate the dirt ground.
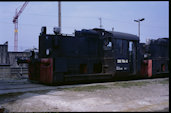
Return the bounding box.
[0,77,169,112]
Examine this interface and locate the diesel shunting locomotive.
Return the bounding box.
[17,27,169,85]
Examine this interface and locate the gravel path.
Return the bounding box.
[0,77,169,112]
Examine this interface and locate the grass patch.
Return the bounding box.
[63,85,108,92]
[112,81,151,88]
[63,78,169,91]
[155,79,169,84]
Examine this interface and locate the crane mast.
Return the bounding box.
[13,2,28,51]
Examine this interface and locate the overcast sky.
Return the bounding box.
[0,1,169,51]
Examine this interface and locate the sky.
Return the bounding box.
[0,1,169,52]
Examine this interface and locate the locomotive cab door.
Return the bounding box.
[129,41,137,74]
[102,36,115,76]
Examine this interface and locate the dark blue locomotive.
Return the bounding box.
[18,27,169,85]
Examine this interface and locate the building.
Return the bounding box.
[0,41,9,65]
[0,42,30,78]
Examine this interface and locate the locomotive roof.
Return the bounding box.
[149,38,169,45]
[108,31,139,41]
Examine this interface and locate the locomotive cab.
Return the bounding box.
[108,31,140,80]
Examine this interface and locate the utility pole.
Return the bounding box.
[99,17,102,28]
[58,1,61,33]
[112,27,114,31]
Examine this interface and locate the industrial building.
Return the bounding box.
[0,42,30,78]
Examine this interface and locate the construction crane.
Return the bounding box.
[13,2,28,51]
